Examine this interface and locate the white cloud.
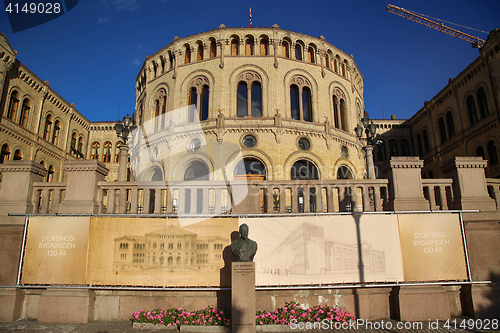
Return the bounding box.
[98,17,109,23]
[137,44,144,50]
[131,59,142,66]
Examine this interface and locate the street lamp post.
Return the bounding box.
[114,114,137,182]
[355,112,377,180]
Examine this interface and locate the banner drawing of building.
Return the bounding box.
[113,225,227,273]
[258,222,385,276]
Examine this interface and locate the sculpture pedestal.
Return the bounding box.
[231,262,255,333]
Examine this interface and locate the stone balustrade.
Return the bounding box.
[421,178,453,211]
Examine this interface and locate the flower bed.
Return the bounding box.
[131,301,355,329]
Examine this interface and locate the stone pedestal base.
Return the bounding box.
[232,262,255,333]
[38,289,93,323]
[395,285,450,321]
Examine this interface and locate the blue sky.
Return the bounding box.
[0,0,498,122]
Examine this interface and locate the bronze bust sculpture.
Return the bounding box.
[231,223,257,262]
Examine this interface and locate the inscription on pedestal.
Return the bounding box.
[232,262,256,333]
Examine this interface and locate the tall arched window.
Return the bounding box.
[210,39,217,58]
[91,142,100,160]
[46,165,54,182]
[290,76,312,122]
[245,37,254,55]
[102,141,112,163]
[334,55,340,73]
[307,47,315,63]
[236,71,262,118]
[52,120,60,146]
[477,87,489,118]
[184,161,210,181]
[291,160,318,180]
[336,166,353,179]
[184,45,191,64]
[77,137,83,158]
[188,76,210,122]
[0,144,10,163]
[423,130,430,153]
[438,117,447,143]
[231,37,239,55]
[234,158,266,180]
[114,141,122,162]
[476,146,485,159]
[325,53,330,69]
[168,51,174,70]
[389,139,398,157]
[467,95,478,125]
[343,60,349,78]
[376,139,386,161]
[19,98,30,127]
[417,134,423,157]
[295,44,302,60]
[260,37,268,55]
[445,111,455,137]
[43,115,52,141]
[487,141,499,164]
[7,90,19,121]
[281,40,289,58]
[70,133,77,154]
[197,42,204,61]
[401,139,410,156]
[13,149,22,161]
[154,89,167,130]
[332,88,347,130]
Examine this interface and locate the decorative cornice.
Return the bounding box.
[64,161,109,176]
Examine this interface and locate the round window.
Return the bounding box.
[298,138,310,151]
[242,135,257,148]
[189,138,201,152]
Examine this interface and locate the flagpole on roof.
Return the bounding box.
[249,7,252,27]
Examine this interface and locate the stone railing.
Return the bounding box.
[486,178,500,211]
[422,179,453,211]
[32,182,66,214]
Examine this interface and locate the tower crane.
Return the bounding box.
[386,4,485,48]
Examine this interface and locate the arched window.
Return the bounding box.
[343,60,349,78]
[336,166,353,179]
[341,61,346,77]
[13,149,22,160]
[52,120,60,146]
[446,112,455,138]
[487,141,499,164]
[334,55,340,73]
[307,47,315,63]
[477,87,489,118]
[245,37,254,55]
[184,161,210,181]
[46,165,54,182]
[210,39,217,58]
[423,130,430,153]
[70,132,77,154]
[231,37,239,55]
[476,146,485,159]
[154,89,167,130]
[114,141,122,162]
[291,160,318,180]
[91,142,99,160]
[325,53,330,69]
[234,158,266,180]
[332,88,347,130]
[0,144,10,163]
[188,76,210,122]
[467,95,478,125]
[290,76,312,122]
[401,139,410,156]
[281,40,289,58]
[102,141,112,163]
[376,139,386,161]
[168,51,174,70]
[417,134,423,157]
[438,117,447,143]
[7,90,19,121]
[260,38,268,55]
[43,115,52,141]
[78,137,83,158]
[236,71,262,118]
[197,42,203,61]
[295,43,302,60]
[184,45,191,64]
[19,98,30,127]
[389,139,398,157]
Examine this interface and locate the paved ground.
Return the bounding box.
[0,318,499,333]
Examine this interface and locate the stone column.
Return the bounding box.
[117,145,128,182]
[441,157,496,211]
[0,161,47,224]
[380,157,429,211]
[58,160,109,214]
[363,145,376,179]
